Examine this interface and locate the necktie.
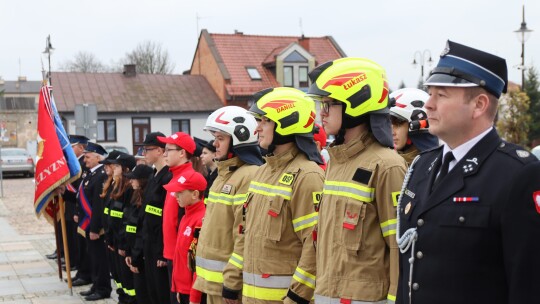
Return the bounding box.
[432,152,455,190]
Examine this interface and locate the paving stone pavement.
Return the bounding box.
[0,176,118,303]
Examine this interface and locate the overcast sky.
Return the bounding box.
[2,0,539,90]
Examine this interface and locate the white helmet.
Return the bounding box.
[204,106,258,147]
[389,88,429,132]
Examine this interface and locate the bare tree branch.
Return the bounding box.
[59,51,107,73]
[121,41,175,74]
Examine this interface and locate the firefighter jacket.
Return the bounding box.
[315,131,406,304]
[193,156,259,298]
[109,186,133,251]
[243,146,324,304]
[141,165,172,261]
[123,200,145,268]
[398,145,420,166]
[78,164,107,235]
[163,162,193,260]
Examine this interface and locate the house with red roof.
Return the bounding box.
[189,29,346,108]
[52,65,222,153]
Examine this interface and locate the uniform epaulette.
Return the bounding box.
[419,144,443,155]
[497,141,537,164]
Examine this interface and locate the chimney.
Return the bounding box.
[234,29,244,35]
[0,77,4,85]
[18,76,27,82]
[299,35,310,51]
[123,64,137,77]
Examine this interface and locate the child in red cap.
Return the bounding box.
[164,170,207,304]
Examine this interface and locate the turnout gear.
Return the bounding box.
[243,146,324,304]
[315,131,406,304]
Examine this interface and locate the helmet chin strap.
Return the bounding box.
[268,125,295,153]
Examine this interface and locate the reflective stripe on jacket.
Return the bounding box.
[193,157,259,296]
[315,132,406,304]
[243,146,324,304]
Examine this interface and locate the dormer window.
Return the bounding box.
[246,67,262,80]
[281,51,310,88]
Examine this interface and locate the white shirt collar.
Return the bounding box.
[89,164,103,173]
[443,127,493,171]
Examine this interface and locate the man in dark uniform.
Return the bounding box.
[63,135,89,273]
[396,40,540,304]
[140,132,173,304]
[78,142,112,301]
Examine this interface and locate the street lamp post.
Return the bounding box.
[514,5,533,91]
[412,50,433,85]
[42,35,54,85]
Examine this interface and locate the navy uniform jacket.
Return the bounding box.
[141,165,172,261]
[81,165,107,234]
[396,129,540,303]
[64,156,88,218]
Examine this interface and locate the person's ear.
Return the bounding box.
[192,190,200,200]
[472,93,490,119]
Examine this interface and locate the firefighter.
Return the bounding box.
[243,87,325,304]
[193,105,263,304]
[389,88,439,165]
[307,57,407,304]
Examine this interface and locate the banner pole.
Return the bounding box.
[58,194,73,294]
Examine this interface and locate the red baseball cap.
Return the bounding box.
[163,170,207,193]
[157,132,196,154]
[313,123,327,147]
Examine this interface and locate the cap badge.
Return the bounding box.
[171,134,178,139]
[178,176,186,184]
[440,41,450,57]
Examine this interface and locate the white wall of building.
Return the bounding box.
[64,111,214,155]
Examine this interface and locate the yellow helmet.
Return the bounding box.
[248,87,316,136]
[307,57,389,118]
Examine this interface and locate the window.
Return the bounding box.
[299,66,309,88]
[0,97,35,110]
[97,119,116,142]
[246,67,262,80]
[172,119,190,134]
[284,66,293,87]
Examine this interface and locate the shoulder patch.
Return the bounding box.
[279,173,295,185]
[221,184,233,194]
[498,141,537,164]
[352,168,372,184]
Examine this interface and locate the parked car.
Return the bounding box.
[103,145,130,155]
[0,148,35,177]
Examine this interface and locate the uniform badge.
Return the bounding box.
[463,158,478,173]
[279,173,295,185]
[440,41,450,57]
[84,180,89,187]
[405,189,415,199]
[453,197,479,203]
[517,150,530,158]
[221,184,232,194]
[428,157,439,172]
[404,202,412,214]
[532,191,540,214]
[391,191,400,207]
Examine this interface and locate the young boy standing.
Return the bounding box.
[164,170,208,304]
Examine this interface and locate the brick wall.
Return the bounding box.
[191,36,227,105]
